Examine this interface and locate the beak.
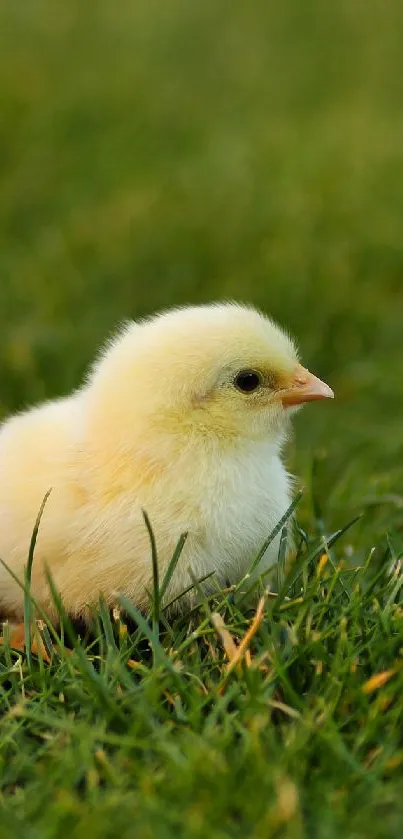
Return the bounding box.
[280,364,334,407]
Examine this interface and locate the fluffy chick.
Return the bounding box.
[0,303,333,620]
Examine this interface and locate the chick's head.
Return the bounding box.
[89,303,333,448]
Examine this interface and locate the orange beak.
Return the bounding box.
[279,364,334,407]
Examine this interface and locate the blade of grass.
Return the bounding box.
[142,510,160,640]
[23,489,52,670]
[162,570,216,613]
[277,526,288,591]
[234,490,304,599]
[118,594,176,673]
[98,596,119,653]
[158,532,188,603]
[44,564,80,653]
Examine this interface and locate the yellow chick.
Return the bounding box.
[0,303,333,621]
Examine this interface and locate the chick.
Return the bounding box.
[0,303,333,621]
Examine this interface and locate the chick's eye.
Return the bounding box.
[234,370,262,393]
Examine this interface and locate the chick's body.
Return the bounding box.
[0,303,332,619]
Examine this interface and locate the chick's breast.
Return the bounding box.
[190,440,292,589]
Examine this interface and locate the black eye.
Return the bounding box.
[234,370,262,393]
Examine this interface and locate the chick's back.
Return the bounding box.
[0,388,199,619]
[0,395,85,616]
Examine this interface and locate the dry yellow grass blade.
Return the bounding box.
[211,612,239,662]
[225,596,266,678]
[317,553,329,577]
[362,669,396,694]
[229,596,266,668]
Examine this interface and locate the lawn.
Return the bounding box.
[1,1,403,836]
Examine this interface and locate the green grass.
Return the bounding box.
[1,519,403,839]
[1,0,403,836]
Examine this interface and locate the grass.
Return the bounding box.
[1,0,403,835]
[1,517,403,838]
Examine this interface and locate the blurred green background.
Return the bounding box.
[1,0,402,537]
